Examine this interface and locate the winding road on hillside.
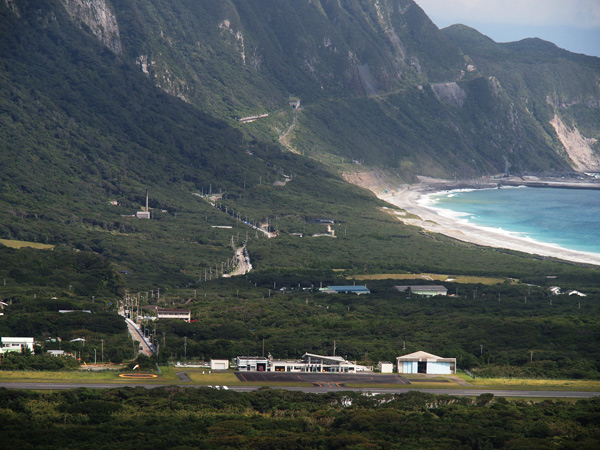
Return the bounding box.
[278,109,299,153]
[225,246,252,277]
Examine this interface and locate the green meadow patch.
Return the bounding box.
[351,273,511,285]
[0,239,55,250]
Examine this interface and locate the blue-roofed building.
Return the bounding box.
[320,285,370,295]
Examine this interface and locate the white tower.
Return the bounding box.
[136,189,151,219]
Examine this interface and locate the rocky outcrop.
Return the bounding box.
[219,19,247,66]
[431,82,467,107]
[3,0,21,17]
[59,0,122,55]
[550,114,600,172]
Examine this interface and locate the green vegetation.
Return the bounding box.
[0,353,80,371]
[1,0,599,289]
[0,239,55,250]
[353,273,510,285]
[1,0,599,385]
[135,277,600,380]
[1,3,600,446]
[0,387,599,449]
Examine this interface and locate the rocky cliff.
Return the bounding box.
[59,0,122,54]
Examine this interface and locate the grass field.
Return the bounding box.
[467,377,600,391]
[0,239,55,250]
[0,367,178,384]
[2,368,599,391]
[351,273,511,285]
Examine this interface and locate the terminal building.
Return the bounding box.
[236,353,372,373]
[236,356,269,372]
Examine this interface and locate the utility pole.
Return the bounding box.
[184,337,187,360]
[101,339,104,363]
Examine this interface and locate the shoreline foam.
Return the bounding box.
[380,177,600,267]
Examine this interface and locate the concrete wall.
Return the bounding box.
[427,361,452,375]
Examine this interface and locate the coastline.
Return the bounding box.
[380,176,600,266]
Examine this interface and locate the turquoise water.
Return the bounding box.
[428,187,600,256]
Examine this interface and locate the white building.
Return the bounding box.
[210,359,230,370]
[1,337,35,354]
[395,285,448,297]
[236,356,269,372]
[47,350,74,358]
[236,353,371,373]
[396,351,456,375]
[378,361,394,373]
[157,308,191,322]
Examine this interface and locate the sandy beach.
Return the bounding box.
[379,177,600,266]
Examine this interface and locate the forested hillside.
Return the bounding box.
[72,0,600,179]
[1,0,600,290]
[2,388,600,449]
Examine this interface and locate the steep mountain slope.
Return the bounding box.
[2,0,600,294]
[0,0,322,287]
[107,0,465,115]
[443,25,600,174]
[62,0,600,181]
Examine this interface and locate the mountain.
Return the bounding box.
[56,0,600,180]
[442,24,600,174]
[1,0,600,293]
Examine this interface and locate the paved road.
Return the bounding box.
[228,246,252,276]
[0,381,598,399]
[124,317,154,357]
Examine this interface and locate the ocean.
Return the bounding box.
[423,186,600,256]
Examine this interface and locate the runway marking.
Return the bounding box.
[118,374,158,379]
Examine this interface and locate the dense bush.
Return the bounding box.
[0,387,599,449]
[0,353,79,371]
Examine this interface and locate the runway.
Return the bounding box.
[1,381,598,399]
